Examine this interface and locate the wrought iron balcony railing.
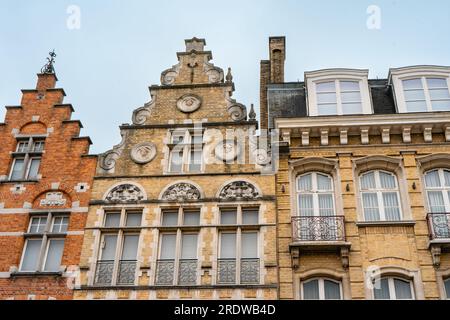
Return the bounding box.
[155,259,198,286]
[217,258,260,285]
[427,213,450,240]
[117,260,137,285]
[94,260,114,285]
[292,216,346,242]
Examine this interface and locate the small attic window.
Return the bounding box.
[305,69,373,116]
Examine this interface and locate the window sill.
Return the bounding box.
[10,271,63,278]
[356,220,416,227]
[0,179,39,184]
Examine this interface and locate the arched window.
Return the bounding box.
[444,278,450,300]
[373,277,414,300]
[301,278,342,300]
[360,170,402,221]
[296,172,335,217]
[424,169,450,213]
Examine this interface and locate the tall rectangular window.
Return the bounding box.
[168,129,204,173]
[9,137,45,181]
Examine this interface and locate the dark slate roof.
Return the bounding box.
[267,79,397,128]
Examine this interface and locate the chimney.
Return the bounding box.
[269,36,285,83]
[259,60,271,130]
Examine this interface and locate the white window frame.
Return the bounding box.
[9,136,45,181]
[296,172,336,217]
[373,277,415,300]
[300,277,343,300]
[359,170,403,221]
[168,129,204,174]
[389,66,450,113]
[424,169,450,213]
[305,69,373,116]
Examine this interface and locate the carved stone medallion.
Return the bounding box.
[40,192,66,206]
[105,184,145,203]
[161,183,201,202]
[131,142,157,164]
[177,94,202,113]
[219,181,261,200]
[215,140,241,162]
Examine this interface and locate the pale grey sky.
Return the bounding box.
[1,0,449,153]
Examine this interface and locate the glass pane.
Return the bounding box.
[318,194,334,217]
[444,278,450,299]
[374,278,390,300]
[29,216,47,233]
[318,104,338,115]
[394,279,413,299]
[160,234,176,259]
[191,135,203,144]
[43,239,64,271]
[104,212,121,227]
[379,171,396,189]
[324,280,341,300]
[21,239,42,271]
[121,235,139,260]
[101,235,118,260]
[220,233,236,259]
[27,158,40,179]
[189,150,202,171]
[162,211,178,226]
[445,170,450,187]
[429,89,450,100]
[431,100,450,111]
[17,142,29,152]
[51,216,69,233]
[406,101,428,112]
[298,194,314,216]
[425,170,441,188]
[404,89,425,101]
[341,91,361,102]
[383,192,401,221]
[403,79,423,90]
[428,191,446,213]
[360,172,376,190]
[170,149,184,173]
[303,280,320,300]
[362,193,380,221]
[298,174,312,191]
[11,159,24,180]
[427,78,448,88]
[181,234,198,259]
[316,81,336,92]
[126,212,142,227]
[317,173,332,191]
[242,209,259,225]
[221,210,237,225]
[183,211,200,226]
[342,103,362,114]
[172,132,185,144]
[317,92,337,104]
[32,141,45,152]
[241,232,258,258]
[340,81,360,91]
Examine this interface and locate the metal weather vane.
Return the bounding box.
[41,50,57,74]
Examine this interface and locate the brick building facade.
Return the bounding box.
[0,63,97,299]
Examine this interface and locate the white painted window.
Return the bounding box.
[168,129,204,173]
[305,69,373,116]
[373,277,415,300]
[360,170,402,221]
[425,169,450,213]
[296,172,335,217]
[301,278,342,300]
[20,213,68,272]
[402,77,450,112]
[9,137,45,181]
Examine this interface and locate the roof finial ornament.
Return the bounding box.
[226,67,233,83]
[41,50,56,74]
[249,103,256,120]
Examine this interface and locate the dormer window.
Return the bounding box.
[390,66,450,113]
[10,136,45,181]
[306,69,373,116]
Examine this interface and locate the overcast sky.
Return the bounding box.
[1,0,450,154]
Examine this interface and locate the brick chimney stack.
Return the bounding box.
[36,73,58,91]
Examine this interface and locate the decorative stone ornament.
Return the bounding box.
[215,140,241,162]
[131,142,157,164]
[176,94,202,113]
[105,184,145,203]
[219,181,261,200]
[40,192,66,206]
[161,183,201,202]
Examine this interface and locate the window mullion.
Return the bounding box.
[422,77,433,111]
[336,80,343,115]
[174,229,182,285]
[319,278,325,300]
[236,228,241,284]
[112,231,123,285]
[389,278,396,300]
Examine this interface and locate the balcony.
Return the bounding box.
[217,258,260,285]
[155,259,198,286]
[94,260,137,286]
[427,213,450,267]
[290,216,350,269]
